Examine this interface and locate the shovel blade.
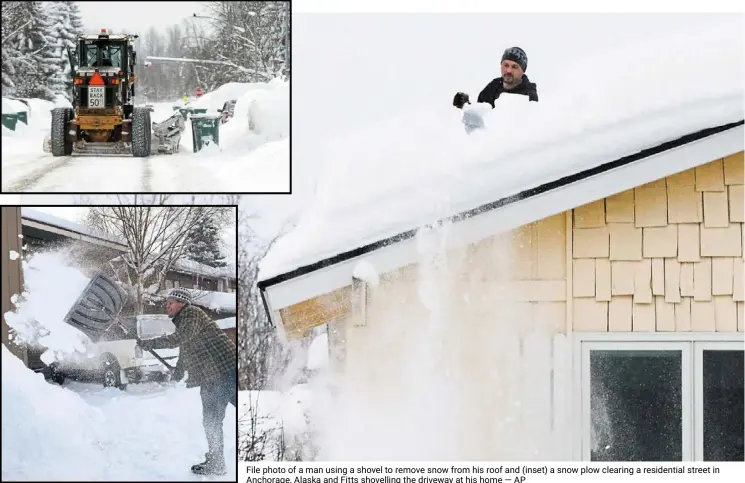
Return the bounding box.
[63,271,128,342]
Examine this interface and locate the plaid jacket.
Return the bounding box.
[148,304,236,388]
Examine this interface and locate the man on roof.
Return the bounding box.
[453,46,539,109]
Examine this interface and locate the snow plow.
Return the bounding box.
[151,111,185,154]
[50,29,185,157]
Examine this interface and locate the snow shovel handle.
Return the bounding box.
[136,337,176,371]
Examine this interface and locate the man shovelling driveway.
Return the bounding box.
[137,288,237,476]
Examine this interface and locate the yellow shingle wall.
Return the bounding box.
[572,151,744,332]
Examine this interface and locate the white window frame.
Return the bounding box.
[693,340,745,461]
[572,332,743,462]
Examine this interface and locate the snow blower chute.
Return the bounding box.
[62,271,175,371]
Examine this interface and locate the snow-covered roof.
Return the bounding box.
[157,288,236,314]
[259,19,744,284]
[170,258,236,280]
[21,208,127,249]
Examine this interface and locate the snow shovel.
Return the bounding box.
[63,271,175,371]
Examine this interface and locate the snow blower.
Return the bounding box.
[62,271,175,371]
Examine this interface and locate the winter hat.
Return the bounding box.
[166,288,192,305]
[502,46,528,72]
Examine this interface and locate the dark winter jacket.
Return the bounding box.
[477,75,538,107]
[145,304,236,388]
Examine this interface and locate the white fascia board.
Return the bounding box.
[21,219,128,252]
[264,125,744,314]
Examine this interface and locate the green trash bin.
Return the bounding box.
[16,111,28,124]
[2,113,18,131]
[191,114,221,153]
[178,108,192,121]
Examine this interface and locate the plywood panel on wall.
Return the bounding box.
[533,214,566,279]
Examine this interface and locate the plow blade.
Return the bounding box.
[63,271,128,343]
[73,141,133,156]
[151,112,185,154]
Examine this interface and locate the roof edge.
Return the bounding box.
[259,119,744,292]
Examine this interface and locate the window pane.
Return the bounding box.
[703,350,744,461]
[590,350,682,461]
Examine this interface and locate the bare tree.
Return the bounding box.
[85,204,234,313]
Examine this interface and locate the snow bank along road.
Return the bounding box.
[1,356,237,481]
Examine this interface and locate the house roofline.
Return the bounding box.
[21,218,128,252]
[259,119,744,293]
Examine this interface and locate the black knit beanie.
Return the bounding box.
[502,47,528,72]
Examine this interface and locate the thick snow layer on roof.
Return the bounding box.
[21,208,126,247]
[260,19,744,280]
[171,258,236,279]
[174,289,236,314]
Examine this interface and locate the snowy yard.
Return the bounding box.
[1,80,289,193]
[2,345,236,481]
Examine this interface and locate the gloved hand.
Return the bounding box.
[171,366,185,382]
[137,337,154,351]
[453,92,470,109]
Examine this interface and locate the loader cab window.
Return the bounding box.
[81,42,124,68]
[100,44,123,68]
[83,43,98,67]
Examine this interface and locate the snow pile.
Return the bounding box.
[238,385,314,461]
[1,344,108,480]
[4,250,93,361]
[1,97,27,114]
[260,18,744,279]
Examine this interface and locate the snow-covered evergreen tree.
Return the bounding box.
[2,1,56,100]
[45,1,80,102]
[185,216,228,268]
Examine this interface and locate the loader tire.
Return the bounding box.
[51,108,73,157]
[131,107,151,157]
